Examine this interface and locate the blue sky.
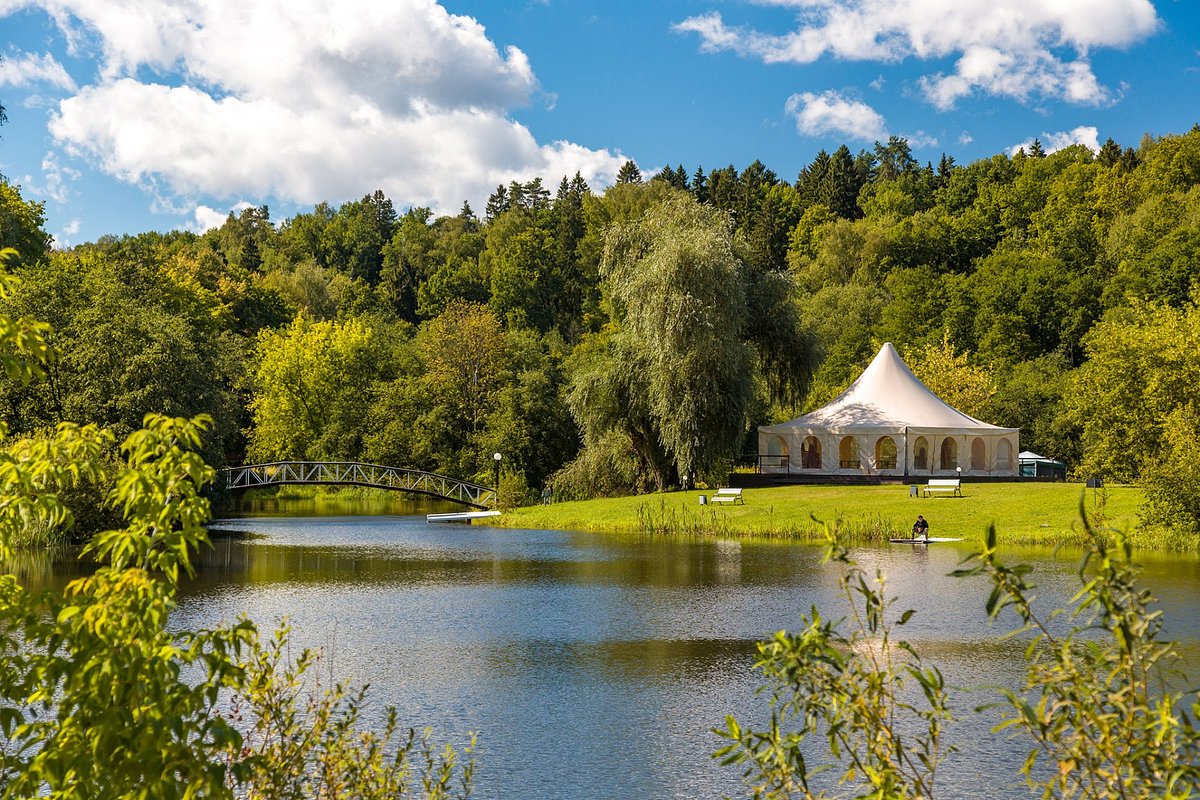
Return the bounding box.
[0,0,1197,246]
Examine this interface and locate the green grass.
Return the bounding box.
[497,482,1158,549]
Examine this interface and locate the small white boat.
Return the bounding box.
[426,510,502,523]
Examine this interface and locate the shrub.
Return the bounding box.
[718,516,1200,799]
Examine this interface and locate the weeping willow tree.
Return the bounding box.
[565,193,753,489]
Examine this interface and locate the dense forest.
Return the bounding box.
[4,128,1200,532]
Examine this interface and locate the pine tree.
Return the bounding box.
[1097,138,1122,168]
[705,165,739,216]
[1029,138,1046,158]
[874,136,916,181]
[936,153,956,181]
[691,165,708,203]
[524,177,550,210]
[826,146,862,219]
[1119,146,1140,172]
[507,180,526,210]
[616,160,642,184]
[797,149,831,205]
[569,171,590,198]
[653,164,690,191]
[485,184,509,221]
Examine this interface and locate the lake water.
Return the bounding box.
[38,502,1200,799]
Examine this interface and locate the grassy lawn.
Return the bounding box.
[497,482,1148,548]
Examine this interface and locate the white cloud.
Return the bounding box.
[677,1,1159,109]
[50,217,80,249]
[14,150,80,203]
[1008,125,1100,156]
[784,90,887,141]
[959,131,974,146]
[903,130,938,149]
[40,151,80,202]
[7,0,625,214]
[0,50,76,91]
[188,204,243,233]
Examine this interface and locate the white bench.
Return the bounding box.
[711,487,744,505]
[922,478,962,497]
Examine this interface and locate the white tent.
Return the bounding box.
[758,342,1019,477]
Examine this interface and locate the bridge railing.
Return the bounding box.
[223,461,497,509]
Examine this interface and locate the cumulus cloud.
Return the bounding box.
[677,1,1159,109]
[50,217,80,249]
[0,50,76,91]
[904,130,938,149]
[40,151,80,202]
[15,151,80,204]
[785,90,887,141]
[187,203,252,233]
[1009,125,1101,155]
[6,0,625,213]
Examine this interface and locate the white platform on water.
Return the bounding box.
[426,510,502,523]
[888,536,963,544]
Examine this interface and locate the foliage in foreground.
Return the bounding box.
[715,529,952,799]
[0,250,474,798]
[718,516,1200,799]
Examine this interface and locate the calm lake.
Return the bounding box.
[34,497,1200,799]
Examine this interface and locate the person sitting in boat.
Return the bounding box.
[912,515,929,541]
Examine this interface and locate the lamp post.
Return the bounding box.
[956,465,962,481]
[493,452,502,508]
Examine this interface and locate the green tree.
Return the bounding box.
[246,315,382,461]
[1140,403,1200,533]
[905,333,996,420]
[0,182,51,266]
[597,194,754,486]
[0,252,475,797]
[1066,300,1200,482]
[322,190,398,284]
[418,301,507,437]
[615,160,642,184]
[0,250,240,467]
[381,207,436,321]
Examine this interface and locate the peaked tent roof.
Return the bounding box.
[762,342,1017,433]
[1019,451,1064,464]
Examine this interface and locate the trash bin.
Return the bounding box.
[698,494,708,505]
[909,484,919,497]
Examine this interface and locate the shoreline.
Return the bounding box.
[492,482,1173,550]
[216,481,1197,552]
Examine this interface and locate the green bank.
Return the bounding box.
[496,482,1149,548]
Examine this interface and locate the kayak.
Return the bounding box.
[888,537,963,544]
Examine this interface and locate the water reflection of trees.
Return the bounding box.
[1,547,94,592]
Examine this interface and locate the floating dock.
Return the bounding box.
[426,510,502,523]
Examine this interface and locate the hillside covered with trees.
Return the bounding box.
[4,128,1200,535]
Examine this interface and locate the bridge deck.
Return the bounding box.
[223,461,496,509]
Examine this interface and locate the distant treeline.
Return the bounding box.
[4,128,1200,533]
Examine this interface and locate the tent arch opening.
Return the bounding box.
[875,436,897,470]
[839,437,859,469]
[971,437,987,471]
[939,437,958,471]
[913,436,929,471]
[801,436,821,469]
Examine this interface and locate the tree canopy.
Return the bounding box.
[5,125,1200,522]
